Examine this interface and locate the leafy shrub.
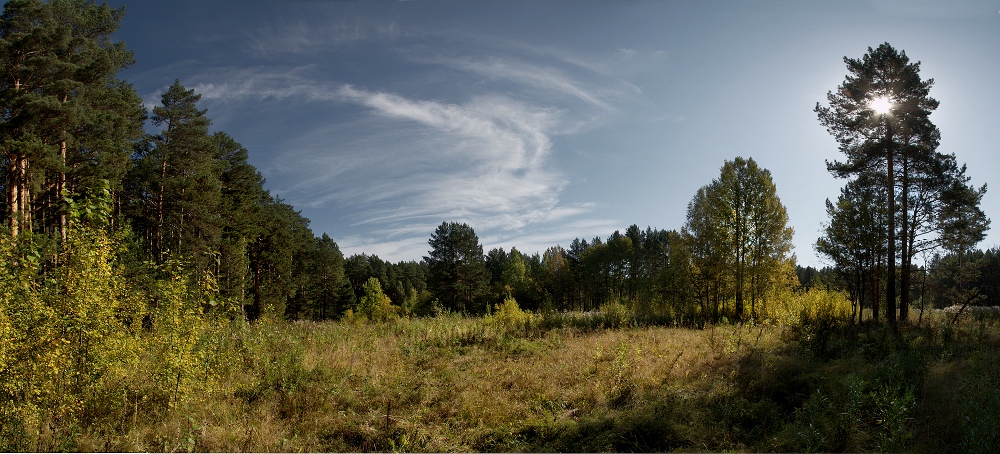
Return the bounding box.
[486,296,534,338]
[357,277,397,322]
[0,187,149,449]
[764,288,852,327]
[599,300,631,329]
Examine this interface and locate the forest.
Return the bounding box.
[1,1,998,452]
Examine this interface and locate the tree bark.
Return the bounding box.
[899,148,910,323]
[59,138,67,241]
[885,120,897,326]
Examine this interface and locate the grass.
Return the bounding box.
[11,303,1000,452]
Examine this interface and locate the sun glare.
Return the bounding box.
[871,96,892,114]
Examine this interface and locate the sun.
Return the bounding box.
[870,96,892,114]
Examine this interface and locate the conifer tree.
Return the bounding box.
[425,221,488,313]
[214,132,266,306]
[0,0,142,237]
[130,81,221,272]
[246,197,314,320]
[817,43,988,323]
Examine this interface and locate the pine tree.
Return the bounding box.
[213,132,266,307]
[0,0,142,237]
[292,234,346,320]
[816,176,888,323]
[425,221,488,313]
[817,43,988,323]
[246,197,313,321]
[129,81,222,274]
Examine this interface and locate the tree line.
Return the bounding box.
[0,2,991,328]
[0,0,804,327]
[421,155,797,324]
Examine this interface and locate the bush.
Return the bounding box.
[600,300,632,329]
[766,288,853,326]
[0,190,149,449]
[0,187,225,450]
[486,296,534,337]
[357,277,397,322]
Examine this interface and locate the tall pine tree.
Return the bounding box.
[0,0,142,237]
[425,221,488,313]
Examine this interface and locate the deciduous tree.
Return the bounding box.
[683,157,793,321]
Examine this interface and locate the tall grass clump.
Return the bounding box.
[958,348,1000,453]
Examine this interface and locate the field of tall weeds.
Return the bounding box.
[6,290,1000,452]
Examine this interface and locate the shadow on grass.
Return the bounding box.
[516,317,983,453]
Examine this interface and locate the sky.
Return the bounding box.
[101,0,1000,267]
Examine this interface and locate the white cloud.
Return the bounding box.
[444,57,614,110]
[190,71,583,250]
[170,43,640,261]
[337,233,432,262]
[326,85,568,231]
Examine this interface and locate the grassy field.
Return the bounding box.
[20,300,988,453]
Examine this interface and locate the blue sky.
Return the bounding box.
[107,0,1000,266]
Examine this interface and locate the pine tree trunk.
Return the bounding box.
[157,153,167,260]
[7,158,19,237]
[885,121,897,326]
[60,137,67,242]
[899,152,910,323]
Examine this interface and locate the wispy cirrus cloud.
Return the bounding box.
[313,85,568,230]
[443,57,615,110]
[247,19,403,56]
[167,17,651,260]
[190,68,583,252]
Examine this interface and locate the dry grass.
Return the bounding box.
[16,301,1000,452]
[90,316,786,452]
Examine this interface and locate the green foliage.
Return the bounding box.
[357,277,397,322]
[0,0,144,236]
[600,300,631,329]
[683,157,795,322]
[0,186,224,449]
[485,296,534,338]
[426,221,489,314]
[289,234,348,320]
[143,259,210,408]
[0,187,144,449]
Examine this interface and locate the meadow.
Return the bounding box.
[8,292,998,453]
